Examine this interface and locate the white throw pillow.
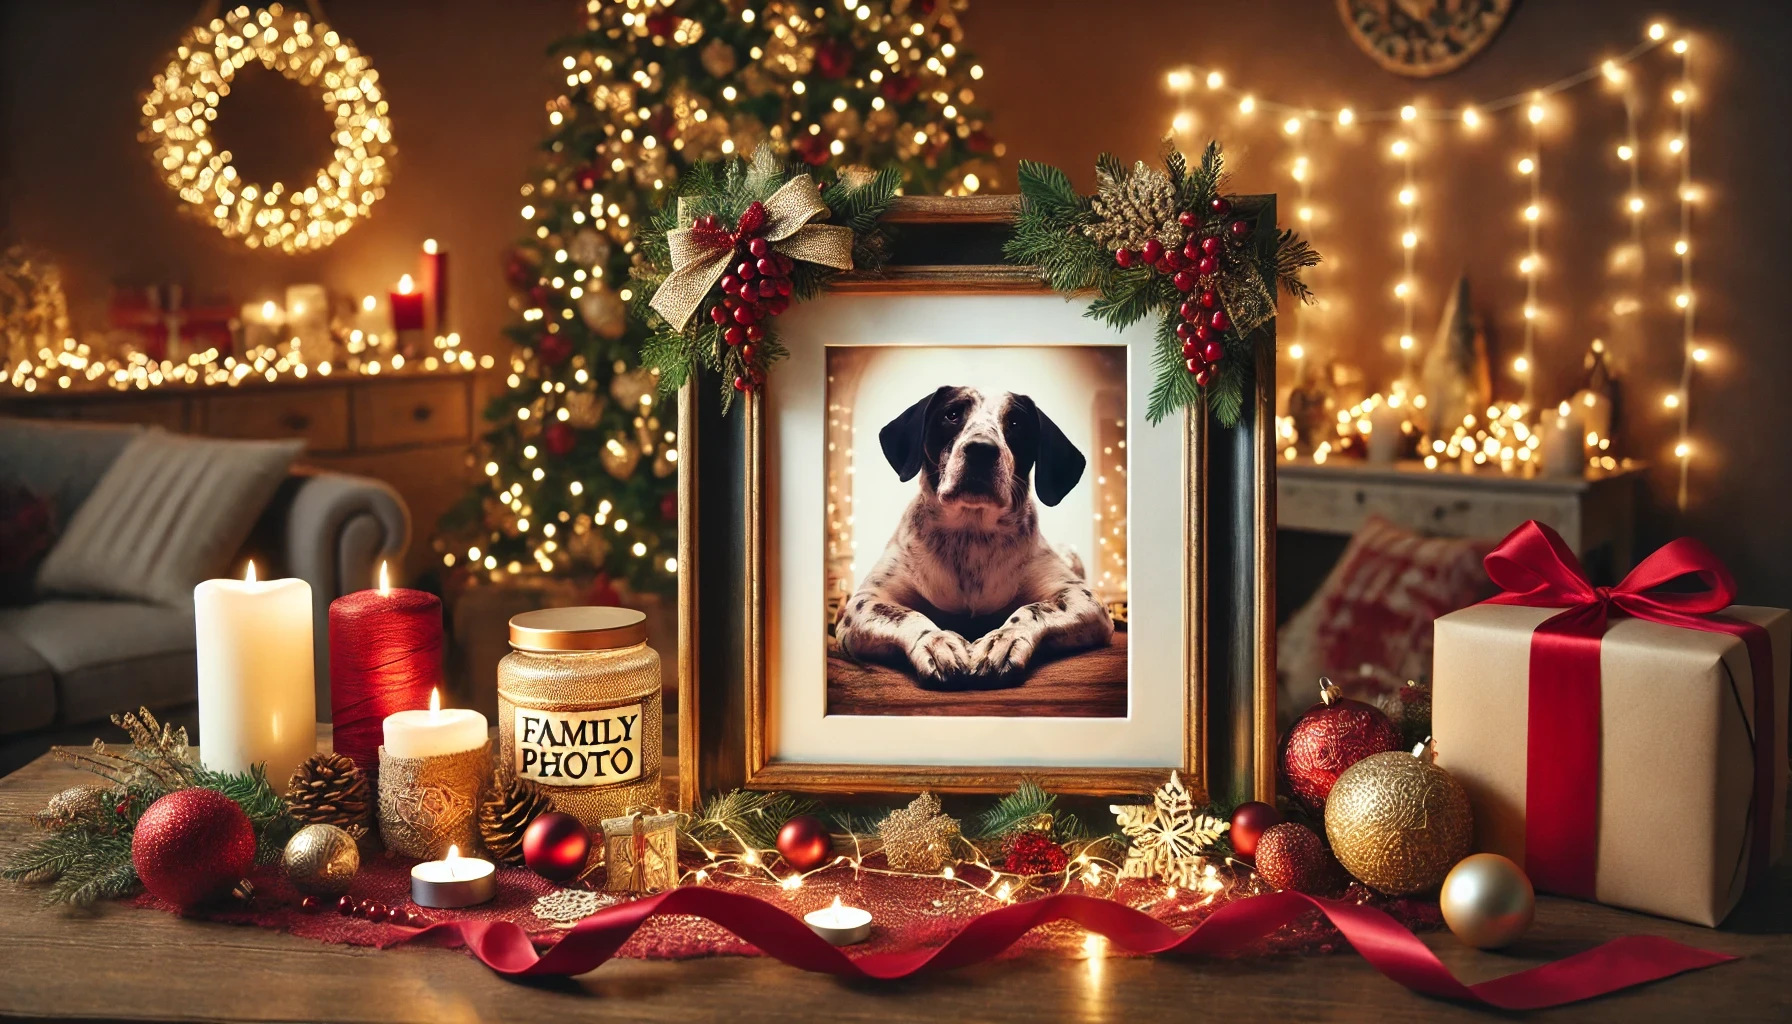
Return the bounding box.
[36,430,303,609]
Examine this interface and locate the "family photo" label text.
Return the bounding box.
[513,704,643,787]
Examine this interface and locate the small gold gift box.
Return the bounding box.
[601,810,680,892]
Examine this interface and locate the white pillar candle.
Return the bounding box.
[1366,398,1405,465]
[195,562,316,782]
[383,688,488,759]
[1541,404,1586,480]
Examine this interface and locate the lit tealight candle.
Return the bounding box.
[410,844,496,908]
[803,896,873,946]
[382,688,487,760]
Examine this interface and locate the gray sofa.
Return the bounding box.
[0,418,409,772]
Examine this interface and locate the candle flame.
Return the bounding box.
[446,844,459,861]
[397,274,415,295]
[831,896,842,912]
[260,300,277,321]
[378,560,390,595]
[244,560,257,583]
[423,238,438,255]
[429,687,441,713]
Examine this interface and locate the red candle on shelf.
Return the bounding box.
[389,274,426,332]
[420,238,449,335]
[328,561,443,777]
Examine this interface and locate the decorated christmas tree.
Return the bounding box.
[439,0,1000,594]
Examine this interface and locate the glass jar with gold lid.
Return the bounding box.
[497,607,661,829]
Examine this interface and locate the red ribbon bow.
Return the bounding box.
[1480,520,1776,900]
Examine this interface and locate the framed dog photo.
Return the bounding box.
[677,196,1275,806]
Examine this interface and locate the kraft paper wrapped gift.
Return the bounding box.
[1433,602,1788,926]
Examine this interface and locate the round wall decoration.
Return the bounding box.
[1336,0,1516,78]
[139,3,392,253]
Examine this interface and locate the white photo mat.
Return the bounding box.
[765,292,1187,767]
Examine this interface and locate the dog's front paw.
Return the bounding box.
[967,626,1035,682]
[909,630,973,686]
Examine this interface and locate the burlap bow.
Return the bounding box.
[648,174,855,331]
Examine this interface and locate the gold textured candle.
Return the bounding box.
[497,607,661,830]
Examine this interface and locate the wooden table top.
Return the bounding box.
[3,739,1790,1023]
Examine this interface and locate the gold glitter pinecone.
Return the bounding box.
[1324,750,1472,895]
[284,752,371,836]
[479,771,555,866]
[1084,161,1186,255]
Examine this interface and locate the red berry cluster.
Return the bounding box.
[701,210,794,395]
[1113,197,1252,388]
[1001,829,1070,875]
[327,893,432,927]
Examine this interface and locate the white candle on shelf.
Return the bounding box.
[803,896,873,945]
[1542,401,1586,480]
[382,688,487,759]
[1365,395,1405,465]
[194,561,316,782]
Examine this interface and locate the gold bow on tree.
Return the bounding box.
[648,174,855,331]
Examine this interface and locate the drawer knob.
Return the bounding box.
[411,404,433,422]
[281,413,311,431]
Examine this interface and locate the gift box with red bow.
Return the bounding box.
[1433,521,1787,926]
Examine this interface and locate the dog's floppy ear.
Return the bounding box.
[879,387,950,482]
[1031,402,1086,507]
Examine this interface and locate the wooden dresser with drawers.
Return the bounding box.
[1,371,490,581]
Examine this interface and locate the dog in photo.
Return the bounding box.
[834,385,1114,687]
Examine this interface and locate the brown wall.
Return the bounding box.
[0,0,574,358]
[959,0,1792,606]
[5,0,1789,604]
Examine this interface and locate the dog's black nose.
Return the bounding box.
[959,440,1000,466]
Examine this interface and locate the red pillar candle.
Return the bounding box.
[328,562,443,777]
[389,274,426,332]
[420,238,448,335]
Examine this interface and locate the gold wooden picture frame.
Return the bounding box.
[677,195,1275,809]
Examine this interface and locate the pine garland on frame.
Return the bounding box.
[632,150,901,408]
[1005,142,1320,427]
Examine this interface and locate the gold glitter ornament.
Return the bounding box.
[1110,771,1228,888]
[608,367,658,408]
[561,389,604,429]
[1084,161,1186,255]
[568,228,611,268]
[600,436,641,480]
[878,792,960,872]
[281,823,360,896]
[1324,748,1472,895]
[36,785,112,830]
[700,38,737,77]
[578,286,628,339]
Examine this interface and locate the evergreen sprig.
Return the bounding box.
[682,788,818,852]
[1,709,297,906]
[968,780,1088,843]
[1005,141,1319,427]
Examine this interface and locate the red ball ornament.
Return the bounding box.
[1228,801,1283,858]
[816,39,854,78]
[1002,830,1070,875]
[1254,822,1337,894]
[543,421,577,457]
[776,814,833,872]
[522,811,591,881]
[573,164,601,193]
[1280,678,1404,812]
[131,788,255,910]
[536,334,572,367]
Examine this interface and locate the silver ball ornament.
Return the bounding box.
[1440,853,1535,949]
[282,823,360,896]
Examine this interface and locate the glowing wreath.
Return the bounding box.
[139,4,392,253]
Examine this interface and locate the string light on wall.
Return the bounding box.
[1163,22,1698,484]
[1515,96,1544,411]
[1668,31,1700,509]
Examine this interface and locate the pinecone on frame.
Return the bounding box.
[479,770,555,866]
[284,753,371,838]
[1084,161,1186,255]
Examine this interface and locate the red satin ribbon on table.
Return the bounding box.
[1480,520,1778,899]
[404,887,1733,1008]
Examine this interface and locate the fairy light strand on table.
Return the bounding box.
[1171,22,1706,484]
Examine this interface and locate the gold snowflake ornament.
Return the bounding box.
[1110,771,1228,888]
